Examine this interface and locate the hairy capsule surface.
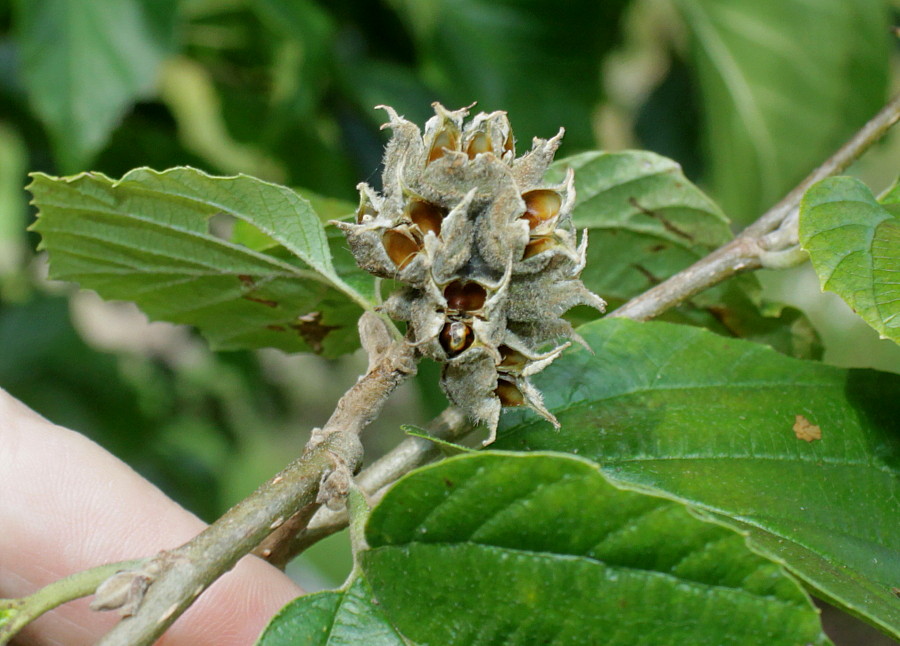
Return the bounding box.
[335,103,605,443]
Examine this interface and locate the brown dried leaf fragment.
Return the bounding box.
[793,415,822,442]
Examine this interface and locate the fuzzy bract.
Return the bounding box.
[335,103,605,443]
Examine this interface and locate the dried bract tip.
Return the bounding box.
[339,103,604,441]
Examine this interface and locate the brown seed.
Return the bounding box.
[443,280,487,312]
[408,199,446,236]
[521,190,562,229]
[466,132,492,158]
[498,346,528,371]
[495,378,525,407]
[427,128,460,164]
[439,321,474,357]
[522,235,555,259]
[382,229,422,269]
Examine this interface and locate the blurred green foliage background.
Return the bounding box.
[1,0,900,621]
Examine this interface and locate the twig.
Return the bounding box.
[287,407,471,558]
[0,560,144,644]
[95,334,417,646]
[611,92,900,322]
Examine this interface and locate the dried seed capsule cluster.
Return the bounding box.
[335,103,605,443]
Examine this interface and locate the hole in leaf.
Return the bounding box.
[427,127,460,164]
[466,132,491,158]
[503,131,514,156]
[357,197,378,224]
[208,212,236,240]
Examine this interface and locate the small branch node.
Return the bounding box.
[90,560,163,617]
[316,451,355,511]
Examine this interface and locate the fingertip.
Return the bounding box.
[0,390,304,645]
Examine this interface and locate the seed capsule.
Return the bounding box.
[466,132,492,158]
[495,378,525,406]
[498,345,528,372]
[427,127,460,164]
[338,103,605,442]
[522,235,555,259]
[521,190,562,229]
[408,199,446,237]
[382,229,422,269]
[439,321,474,356]
[443,280,487,312]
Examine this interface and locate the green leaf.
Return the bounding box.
[13,0,179,171]
[799,176,900,344]
[548,151,732,304]
[28,167,374,356]
[256,577,404,646]
[551,151,823,359]
[494,319,900,638]
[387,0,629,151]
[156,58,287,182]
[678,0,890,220]
[363,452,829,646]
